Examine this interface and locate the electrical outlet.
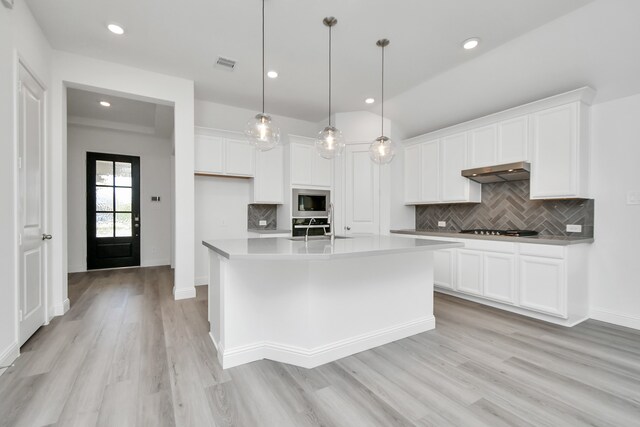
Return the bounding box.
[259,220,267,226]
[566,224,582,233]
[627,191,640,205]
[438,221,446,228]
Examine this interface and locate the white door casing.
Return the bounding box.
[18,62,47,346]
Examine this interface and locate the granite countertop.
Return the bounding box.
[247,229,291,234]
[391,229,594,246]
[203,235,463,260]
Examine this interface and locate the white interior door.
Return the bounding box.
[344,144,379,234]
[18,63,47,346]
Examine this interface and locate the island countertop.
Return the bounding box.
[203,235,463,261]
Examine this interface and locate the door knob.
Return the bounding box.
[345,226,351,231]
[42,234,52,240]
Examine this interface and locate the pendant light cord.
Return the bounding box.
[381,43,384,136]
[328,23,332,127]
[262,0,265,114]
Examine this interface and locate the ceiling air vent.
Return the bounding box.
[215,56,236,71]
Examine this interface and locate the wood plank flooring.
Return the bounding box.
[1,266,639,426]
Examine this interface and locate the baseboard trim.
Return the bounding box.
[0,342,19,377]
[173,286,196,300]
[52,298,70,316]
[194,276,208,286]
[213,316,436,369]
[141,259,171,267]
[590,308,640,330]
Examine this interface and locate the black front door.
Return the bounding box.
[86,152,141,270]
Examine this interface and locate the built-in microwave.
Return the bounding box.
[292,189,330,218]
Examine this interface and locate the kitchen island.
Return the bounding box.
[203,235,462,369]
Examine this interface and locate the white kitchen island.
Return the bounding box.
[202,235,462,369]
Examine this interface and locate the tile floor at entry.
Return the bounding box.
[0,266,639,426]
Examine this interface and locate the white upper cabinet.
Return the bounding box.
[420,140,440,202]
[404,143,421,203]
[194,135,224,174]
[253,145,284,204]
[468,124,498,168]
[225,137,255,176]
[403,136,479,205]
[530,102,589,199]
[194,129,255,177]
[289,139,332,188]
[441,133,480,202]
[498,115,529,164]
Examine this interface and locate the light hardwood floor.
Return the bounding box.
[1,266,639,427]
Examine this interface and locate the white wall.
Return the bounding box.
[0,1,52,371]
[589,93,640,329]
[50,51,195,303]
[67,125,172,272]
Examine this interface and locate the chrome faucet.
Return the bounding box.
[324,203,335,244]
[305,217,317,242]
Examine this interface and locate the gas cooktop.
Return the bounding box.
[459,229,539,237]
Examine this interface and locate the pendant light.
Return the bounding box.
[315,17,345,159]
[369,39,396,164]
[245,0,280,151]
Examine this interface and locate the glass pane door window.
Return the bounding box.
[86,152,140,270]
[95,161,133,238]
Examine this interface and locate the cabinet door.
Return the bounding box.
[434,249,454,289]
[312,155,332,187]
[420,140,440,202]
[254,145,284,203]
[440,133,470,202]
[530,103,578,199]
[404,143,421,203]
[483,252,516,304]
[456,249,483,296]
[194,135,224,174]
[225,138,255,176]
[468,125,497,168]
[290,143,313,185]
[519,255,566,317]
[345,144,379,234]
[498,115,529,163]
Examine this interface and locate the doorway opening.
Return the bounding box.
[66,87,175,280]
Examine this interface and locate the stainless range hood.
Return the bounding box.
[461,161,531,184]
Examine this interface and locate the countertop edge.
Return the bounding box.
[391,230,594,246]
[202,238,463,260]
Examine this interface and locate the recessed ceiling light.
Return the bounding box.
[365,98,375,104]
[463,37,480,50]
[267,70,278,79]
[107,24,125,35]
[99,101,111,107]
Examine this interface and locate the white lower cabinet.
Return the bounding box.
[519,255,566,317]
[396,234,589,326]
[456,249,483,296]
[434,249,454,289]
[483,252,516,304]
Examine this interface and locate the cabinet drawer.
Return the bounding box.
[459,238,516,254]
[519,243,565,259]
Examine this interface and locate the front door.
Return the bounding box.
[18,63,47,346]
[86,152,140,269]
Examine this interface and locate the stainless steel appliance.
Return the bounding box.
[292,189,330,218]
[461,161,531,184]
[459,229,539,237]
[291,217,331,237]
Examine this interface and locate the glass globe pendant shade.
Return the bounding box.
[245,113,280,151]
[316,126,345,159]
[369,135,396,165]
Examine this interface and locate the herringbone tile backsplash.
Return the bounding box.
[416,181,594,237]
[248,204,277,230]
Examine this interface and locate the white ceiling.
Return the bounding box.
[67,87,174,138]
[27,0,594,125]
